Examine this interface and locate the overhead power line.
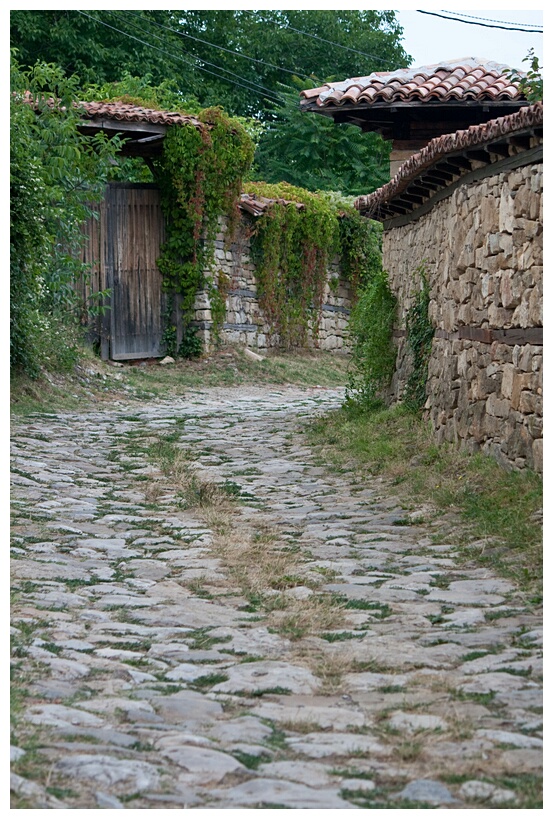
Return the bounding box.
[75,10,284,106]
[120,9,313,82]
[103,10,284,102]
[416,10,543,33]
[245,10,402,67]
[440,10,542,30]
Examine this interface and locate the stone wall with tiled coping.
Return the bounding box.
[190,216,352,353]
[384,161,543,472]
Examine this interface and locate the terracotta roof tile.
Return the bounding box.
[300,57,526,109]
[239,193,305,217]
[80,100,202,129]
[355,102,543,217]
[20,93,204,130]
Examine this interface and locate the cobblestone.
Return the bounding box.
[10,386,542,808]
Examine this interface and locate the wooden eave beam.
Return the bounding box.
[382,202,410,216]
[416,175,442,192]
[465,149,491,163]
[424,168,455,183]
[396,191,424,205]
[447,155,472,171]
[486,141,511,158]
[434,161,461,177]
[405,184,431,198]
[509,134,532,150]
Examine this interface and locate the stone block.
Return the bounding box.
[499,271,522,309]
[488,304,513,328]
[474,370,497,401]
[485,394,510,418]
[481,273,493,300]
[532,438,543,473]
[526,414,543,438]
[513,184,533,219]
[455,226,476,272]
[498,233,513,258]
[516,243,534,270]
[518,345,535,372]
[514,218,540,238]
[485,233,501,256]
[512,295,530,328]
[528,285,542,325]
[480,196,499,234]
[499,187,515,232]
[519,391,540,415]
[511,372,535,409]
[501,364,515,399]
[490,342,513,364]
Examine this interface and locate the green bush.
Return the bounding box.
[403,266,434,412]
[346,267,397,411]
[10,54,121,376]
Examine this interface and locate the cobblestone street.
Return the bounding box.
[10,386,542,809]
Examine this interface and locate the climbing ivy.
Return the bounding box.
[244,181,338,347]
[153,107,255,317]
[404,265,434,412]
[243,182,383,348]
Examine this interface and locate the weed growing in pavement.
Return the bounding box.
[305,404,542,595]
[231,750,271,770]
[320,631,366,642]
[189,673,229,691]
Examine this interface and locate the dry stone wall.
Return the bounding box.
[191,216,352,352]
[385,161,542,472]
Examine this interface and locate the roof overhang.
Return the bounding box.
[78,118,168,157]
[300,98,529,142]
[355,103,543,224]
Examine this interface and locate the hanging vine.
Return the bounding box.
[153,107,255,317]
[243,182,381,348]
[91,90,384,355]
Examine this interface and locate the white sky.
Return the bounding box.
[394,7,543,71]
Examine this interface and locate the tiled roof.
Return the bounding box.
[239,193,305,216]
[300,57,524,108]
[80,100,202,129]
[355,102,543,217]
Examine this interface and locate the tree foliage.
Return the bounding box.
[346,266,397,412]
[254,81,390,195]
[10,55,122,375]
[505,49,543,103]
[11,9,410,119]
[11,10,409,195]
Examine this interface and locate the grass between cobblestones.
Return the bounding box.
[11,346,351,414]
[305,404,542,597]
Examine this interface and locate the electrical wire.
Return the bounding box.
[439,11,542,29]
[118,9,314,82]
[416,10,543,33]
[244,10,403,67]
[103,10,285,102]
[75,10,284,106]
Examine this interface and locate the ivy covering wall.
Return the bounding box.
[148,114,384,351]
[243,182,383,348]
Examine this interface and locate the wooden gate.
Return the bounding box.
[80,183,167,360]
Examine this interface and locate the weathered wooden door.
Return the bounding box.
[100,183,167,360]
